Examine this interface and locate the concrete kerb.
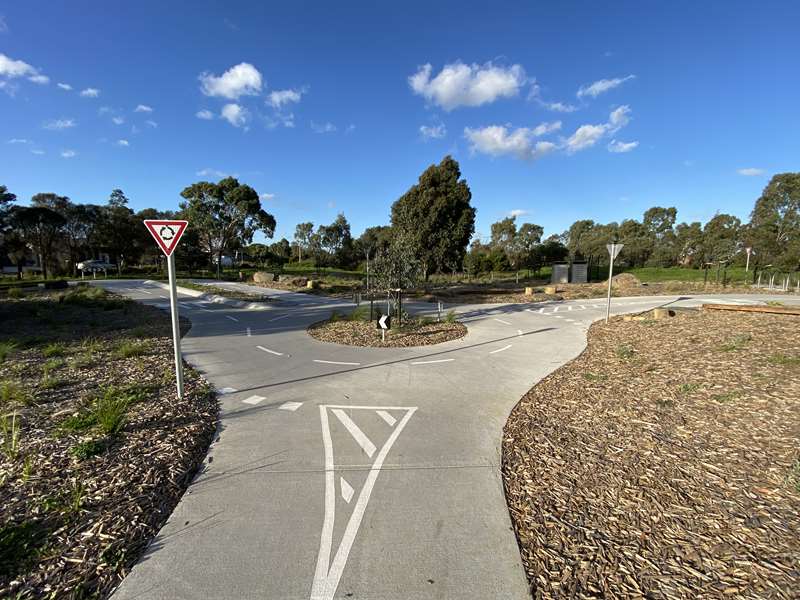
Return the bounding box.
[143,280,269,311]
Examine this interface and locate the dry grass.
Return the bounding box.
[502,310,800,599]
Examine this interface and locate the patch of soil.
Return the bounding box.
[502,309,800,599]
[308,319,467,348]
[0,288,217,599]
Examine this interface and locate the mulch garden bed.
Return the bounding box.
[308,318,467,348]
[502,309,800,599]
[0,286,218,599]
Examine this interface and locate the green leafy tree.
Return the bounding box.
[674,222,704,267]
[748,173,800,270]
[390,156,476,279]
[180,177,276,278]
[293,222,314,262]
[10,206,66,278]
[701,213,741,264]
[371,234,422,291]
[319,213,354,267]
[96,190,140,275]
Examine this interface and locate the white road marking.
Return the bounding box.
[242,395,265,405]
[517,329,523,336]
[257,345,284,356]
[246,327,252,337]
[553,306,560,313]
[218,387,238,394]
[331,409,376,457]
[494,318,511,325]
[489,344,512,354]
[411,358,454,365]
[565,318,575,322]
[567,305,573,311]
[376,410,396,426]
[279,401,303,411]
[578,305,587,310]
[140,289,152,295]
[313,359,361,366]
[225,315,239,322]
[592,304,601,308]
[538,307,545,314]
[340,477,354,504]
[554,315,564,319]
[312,406,417,600]
[159,295,168,299]
[269,313,290,322]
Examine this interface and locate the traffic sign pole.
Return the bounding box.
[605,242,623,324]
[167,252,184,399]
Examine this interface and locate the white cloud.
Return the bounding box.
[419,123,446,140]
[0,52,48,85]
[564,124,608,152]
[30,148,45,155]
[134,104,153,113]
[541,101,578,113]
[80,87,100,97]
[532,121,561,136]
[311,121,336,134]
[98,106,112,115]
[196,168,229,178]
[608,105,631,131]
[608,139,638,153]
[266,88,304,109]
[116,139,129,147]
[145,119,158,128]
[7,138,28,144]
[61,149,76,158]
[260,192,275,201]
[737,168,764,176]
[57,82,72,91]
[112,116,125,125]
[577,75,635,99]
[509,209,528,218]
[43,118,76,130]
[196,109,214,120]
[345,124,356,133]
[220,103,248,127]
[199,62,262,99]
[409,61,527,110]
[464,125,557,160]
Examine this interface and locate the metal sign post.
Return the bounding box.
[143,219,189,399]
[745,247,752,272]
[605,242,624,323]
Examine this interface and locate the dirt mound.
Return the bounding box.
[610,272,642,287]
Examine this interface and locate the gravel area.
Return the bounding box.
[308,319,467,347]
[0,287,217,598]
[502,309,800,599]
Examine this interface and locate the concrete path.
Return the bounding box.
[96,280,798,600]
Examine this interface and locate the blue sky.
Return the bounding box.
[2,1,799,244]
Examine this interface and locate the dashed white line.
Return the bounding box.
[538,307,545,314]
[554,315,564,319]
[411,358,454,365]
[269,314,290,322]
[489,344,512,354]
[226,315,239,322]
[242,395,265,405]
[246,327,252,337]
[553,306,560,313]
[218,387,238,394]
[257,345,284,356]
[565,318,575,322]
[279,401,303,411]
[140,289,153,295]
[313,359,361,366]
[494,318,511,325]
[517,329,523,336]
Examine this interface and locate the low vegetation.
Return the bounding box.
[503,309,800,597]
[0,285,217,598]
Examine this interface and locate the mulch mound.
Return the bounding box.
[308,319,467,347]
[502,309,800,599]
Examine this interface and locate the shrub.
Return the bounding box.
[93,391,130,435]
[0,341,18,363]
[348,306,370,321]
[0,382,30,407]
[114,340,149,359]
[42,343,66,358]
[70,439,107,461]
[444,310,457,324]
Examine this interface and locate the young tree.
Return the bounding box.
[371,234,422,292]
[390,156,476,279]
[180,177,276,278]
[319,213,353,267]
[293,222,314,262]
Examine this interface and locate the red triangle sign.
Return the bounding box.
[144,220,188,256]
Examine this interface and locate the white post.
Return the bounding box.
[167,253,184,399]
[745,250,751,272]
[605,256,615,323]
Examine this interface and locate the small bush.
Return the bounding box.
[0,341,18,363]
[94,393,129,435]
[60,411,96,433]
[80,337,104,354]
[42,343,66,358]
[444,310,457,324]
[114,340,149,359]
[6,287,24,299]
[615,345,635,360]
[329,310,341,322]
[418,316,435,326]
[70,439,107,461]
[0,382,30,407]
[348,306,369,321]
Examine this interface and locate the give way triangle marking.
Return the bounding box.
[311,404,417,600]
[143,219,188,256]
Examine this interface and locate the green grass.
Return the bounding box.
[626,266,752,285]
[6,287,25,299]
[444,309,457,324]
[42,343,66,358]
[0,341,18,363]
[768,353,800,367]
[583,372,608,382]
[615,345,635,360]
[70,439,107,461]
[1,411,22,459]
[347,306,370,321]
[718,333,752,352]
[678,382,702,395]
[0,520,51,580]
[114,340,149,359]
[59,385,148,436]
[766,300,784,307]
[711,390,742,402]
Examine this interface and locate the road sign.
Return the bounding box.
[377,314,391,330]
[143,219,188,399]
[144,220,188,257]
[606,242,624,260]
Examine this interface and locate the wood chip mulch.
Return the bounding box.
[0,291,218,599]
[307,319,467,348]
[502,309,800,599]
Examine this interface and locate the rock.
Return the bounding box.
[524,287,534,296]
[253,271,276,283]
[307,280,319,289]
[544,285,560,295]
[653,308,675,319]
